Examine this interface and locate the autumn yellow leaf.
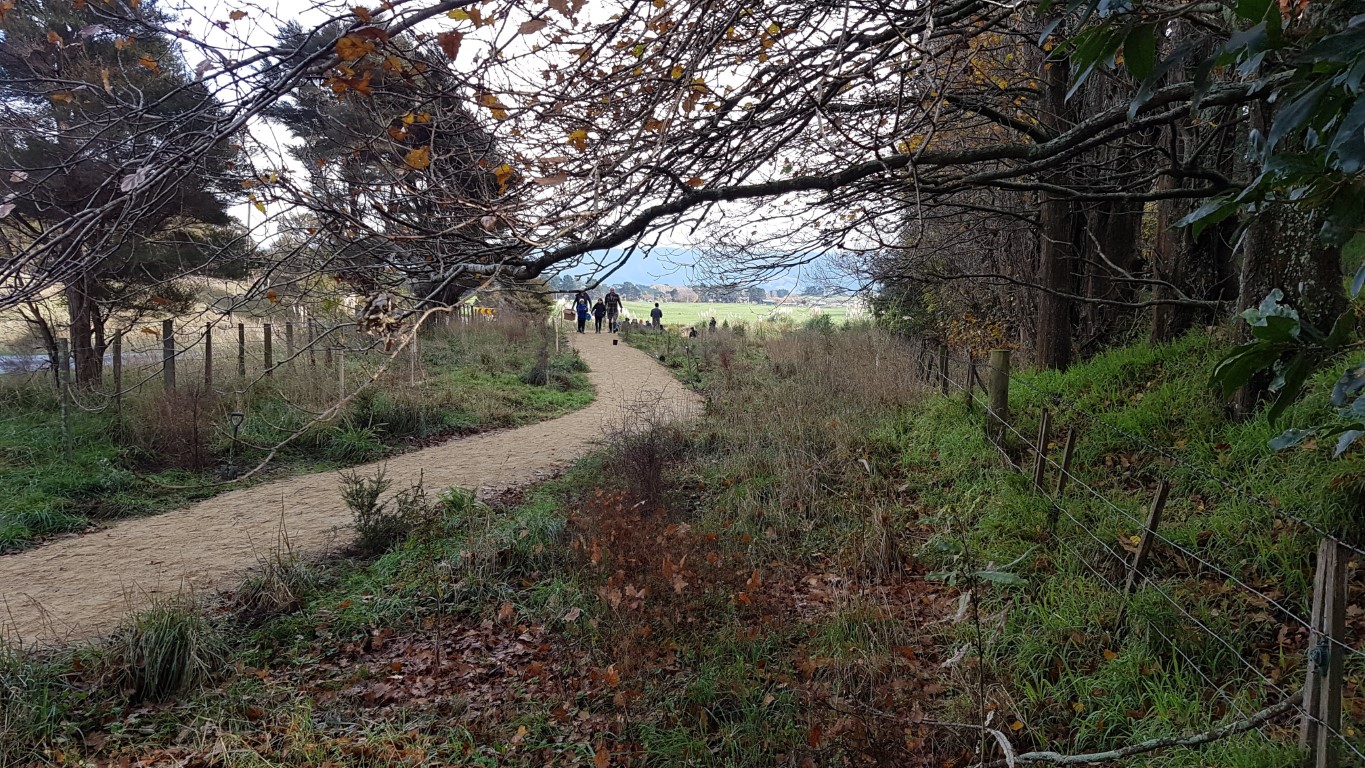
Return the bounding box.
[1103,649,1118,661]
[1010,720,1024,732]
[567,128,589,151]
[228,9,246,20]
[250,194,266,214]
[351,5,372,21]
[138,54,160,73]
[46,30,62,45]
[493,163,516,187]
[446,7,469,19]
[114,35,135,50]
[669,64,684,79]
[265,289,279,303]
[49,91,75,104]
[335,35,373,61]
[686,176,704,188]
[404,146,431,170]
[479,93,509,120]
[100,68,112,94]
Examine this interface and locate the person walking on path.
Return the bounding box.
[573,291,591,333]
[650,302,663,329]
[592,299,607,333]
[604,288,623,332]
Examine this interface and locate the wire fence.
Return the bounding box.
[911,341,1363,768]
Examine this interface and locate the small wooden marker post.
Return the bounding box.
[203,323,213,388]
[57,337,73,463]
[987,349,1010,446]
[1048,427,1078,535]
[237,323,246,378]
[263,323,274,376]
[1116,479,1170,628]
[964,352,977,412]
[1301,537,1346,768]
[111,333,123,427]
[162,319,176,393]
[1031,409,1052,493]
[938,343,949,396]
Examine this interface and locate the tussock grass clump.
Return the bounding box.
[237,527,322,618]
[109,598,227,703]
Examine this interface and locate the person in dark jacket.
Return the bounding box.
[604,288,623,332]
[592,299,607,333]
[650,302,663,328]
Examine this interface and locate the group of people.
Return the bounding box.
[571,289,664,334]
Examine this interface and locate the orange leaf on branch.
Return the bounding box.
[437,31,462,59]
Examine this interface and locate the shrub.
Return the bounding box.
[108,598,227,703]
[607,405,692,510]
[339,468,438,555]
[121,389,216,470]
[520,345,552,386]
[340,467,402,555]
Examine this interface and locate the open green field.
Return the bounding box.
[618,300,852,326]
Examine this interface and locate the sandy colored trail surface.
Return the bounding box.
[1,332,699,646]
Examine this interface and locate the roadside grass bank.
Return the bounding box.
[0,314,591,552]
[3,325,1361,767]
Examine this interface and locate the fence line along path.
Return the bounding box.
[2,332,700,647]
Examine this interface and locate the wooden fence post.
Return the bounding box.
[162,318,176,393]
[57,337,72,463]
[237,323,246,378]
[1301,537,1346,768]
[263,323,274,376]
[964,352,976,411]
[1032,409,1052,492]
[203,323,213,388]
[285,321,295,368]
[1116,479,1171,628]
[111,333,123,426]
[410,332,418,385]
[987,349,1010,445]
[938,343,949,396]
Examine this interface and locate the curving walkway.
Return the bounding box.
[1,332,699,646]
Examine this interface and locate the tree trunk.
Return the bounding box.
[65,273,104,387]
[1034,53,1075,371]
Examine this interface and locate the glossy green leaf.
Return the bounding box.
[1211,341,1283,397]
[1123,25,1156,81]
[1269,428,1315,451]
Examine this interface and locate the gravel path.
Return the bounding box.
[1,332,698,646]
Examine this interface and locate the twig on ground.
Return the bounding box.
[960,690,1301,768]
